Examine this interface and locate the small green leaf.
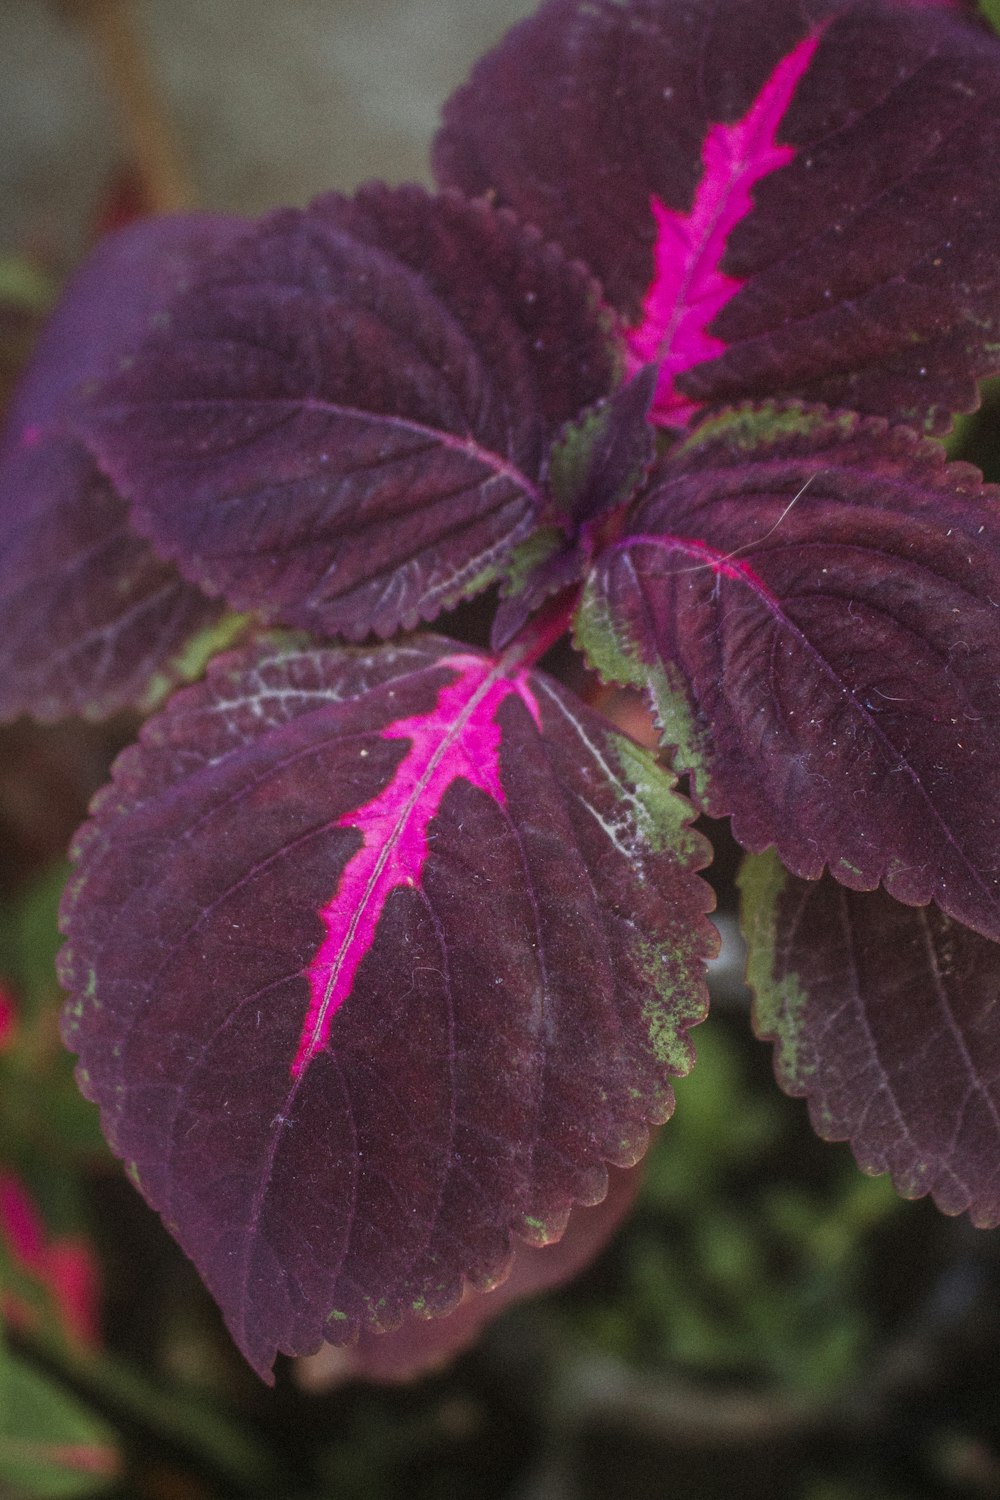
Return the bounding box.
[0,1337,120,1498]
[0,866,67,1025]
[501,527,566,598]
[546,365,656,525]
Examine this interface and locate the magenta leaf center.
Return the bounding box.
[625,28,822,425]
[293,654,542,1077]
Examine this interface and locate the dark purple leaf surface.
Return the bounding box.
[435,0,1000,432]
[0,438,246,723]
[742,852,1000,1226]
[0,216,246,721]
[576,404,1000,941]
[80,186,620,642]
[59,634,714,1379]
[300,1160,641,1387]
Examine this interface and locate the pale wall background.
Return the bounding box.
[2,0,537,265]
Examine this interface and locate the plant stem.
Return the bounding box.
[66,0,193,214]
[501,587,580,673]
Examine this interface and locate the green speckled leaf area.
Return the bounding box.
[607,731,703,870]
[547,403,611,515]
[572,579,646,696]
[672,400,858,462]
[133,610,256,715]
[739,851,1000,1227]
[501,527,567,599]
[573,583,714,805]
[604,730,718,1075]
[738,849,812,1091]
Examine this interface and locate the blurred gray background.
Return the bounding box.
[2,0,537,266]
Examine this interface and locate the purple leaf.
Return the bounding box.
[435,0,1000,433]
[545,363,658,527]
[490,530,587,653]
[299,1160,641,1387]
[742,852,1000,1226]
[3,217,243,435]
[59,634,714,1380]
[491,368,658,651]
[0,216,247,722]
[576,404,1000,941]
[0,438,249,724]
[79,186,620,642]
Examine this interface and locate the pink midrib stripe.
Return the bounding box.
[291,655,542,1076]
[626,28,823,424]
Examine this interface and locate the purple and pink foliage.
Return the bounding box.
[436,0,1000,430]
[59,634,714,1376]
[2,0,1000,1380]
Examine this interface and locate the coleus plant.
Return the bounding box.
[2,0,1000,1383]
